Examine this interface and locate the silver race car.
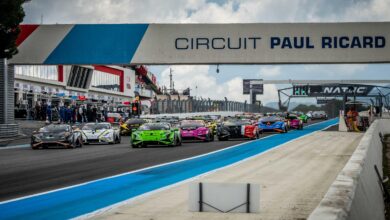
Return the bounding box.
[81,122,121,144]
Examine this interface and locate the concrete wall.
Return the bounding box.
[141,111,244,119]
[308,119,390,220]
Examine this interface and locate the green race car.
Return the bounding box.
[297,112,309,123]
[131,122,182,148]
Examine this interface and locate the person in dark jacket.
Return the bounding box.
[46,105,52,123]
[59,106,66,123]
[66,106,73,124]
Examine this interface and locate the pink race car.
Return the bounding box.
[180,120,214,142]
[285,114,303,130]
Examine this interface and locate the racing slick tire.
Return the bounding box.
[75,138,83,148]
[204,134,212,142]
[115,135,121,144]
[218,136,228,141]
[170,135,178,147]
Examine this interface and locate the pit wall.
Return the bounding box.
[308,119,390,220]
[141,111,244,119]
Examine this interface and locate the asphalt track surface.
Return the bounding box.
[0,119,337,220]
[0,119,325,202]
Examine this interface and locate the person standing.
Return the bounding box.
[46,104,52,123]
[66,106,72,123]
[92,105,97,122]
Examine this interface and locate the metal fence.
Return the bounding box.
[149,98,260,114]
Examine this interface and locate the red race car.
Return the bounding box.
[217,118,261,141]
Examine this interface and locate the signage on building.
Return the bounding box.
[12,23,390,65]
[243,79,263,95]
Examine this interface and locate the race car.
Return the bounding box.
[285,114,303,130]
[311,111,328,120]
[217,118,260,141]
[297,112,309,123]
[258,116,288,133]
[120,118,147,136]
[186,116,218,135]
[81,122,121,144]
[180,120,214,142]
[131,122,182,148]
[31,124,83,149]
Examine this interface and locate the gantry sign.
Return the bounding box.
[11,22,390,65]
[293,84,374,97]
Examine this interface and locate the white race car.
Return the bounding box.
[81,123,121,144]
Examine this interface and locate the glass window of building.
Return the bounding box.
[15,65,58,81]
[91,70,120,92]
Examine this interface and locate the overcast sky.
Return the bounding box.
[22,0,390,104]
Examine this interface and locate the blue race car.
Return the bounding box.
[258,116,288,133]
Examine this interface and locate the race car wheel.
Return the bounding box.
[132,144,139,148]
[76,138,83,148]
[170,135,178,147]
[218,136,228,141]
[204,134,211,142]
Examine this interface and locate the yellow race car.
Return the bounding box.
[120,118,147,136]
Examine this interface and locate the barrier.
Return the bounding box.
[308,119,390,220]
[141,111,244,119]
[188,182,260,213]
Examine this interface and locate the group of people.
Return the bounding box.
[31,102,106,124]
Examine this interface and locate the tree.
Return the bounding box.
[0,0,27,59]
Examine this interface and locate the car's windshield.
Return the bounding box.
[286,115,298,120]
[261,116,280,122]
[180,121,205,128]
[139,123,170,131]
[125,119,145,125]
[82,123,111,130]
[39,125,70,132]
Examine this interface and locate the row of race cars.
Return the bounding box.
[30,111,328,149]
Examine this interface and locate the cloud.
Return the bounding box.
[158,65,279,104]
[21,0,390,104]
[23,0,390,24]
[259,66,281,77]
[303,64,367,77]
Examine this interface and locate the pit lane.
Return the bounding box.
[0,119,324,201]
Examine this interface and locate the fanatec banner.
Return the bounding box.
[293,84,375,97]
[11,22,390,64]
